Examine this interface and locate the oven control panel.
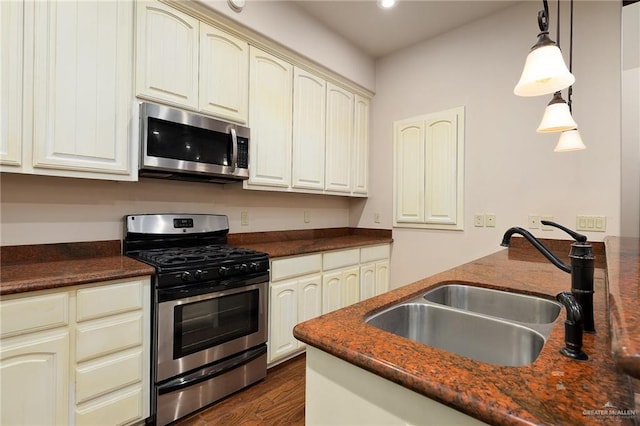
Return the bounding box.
[157,258,270,288]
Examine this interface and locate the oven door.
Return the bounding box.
[156,281,267,382]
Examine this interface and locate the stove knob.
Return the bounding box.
[194,270,203,280]
[180,271,191,282]
[240,263,249,273]
[218,266,230,277]
[249,262,260,272]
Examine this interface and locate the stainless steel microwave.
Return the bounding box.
[139,102,250,183]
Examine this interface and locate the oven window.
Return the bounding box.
[148,117,231,166]
[173,289,259,359]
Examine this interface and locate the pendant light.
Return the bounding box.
[514,0,575,97]
[554,0,586,152]
[537,91,577,132]
[536,4,577,133]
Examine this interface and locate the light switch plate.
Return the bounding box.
[576,215,606,232]
[485,213,496,228]
[541,215,554,231]
[474,214,484,227]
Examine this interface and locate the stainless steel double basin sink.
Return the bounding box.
[365,283,562,367]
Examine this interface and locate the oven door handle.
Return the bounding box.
[157,345,266,395]
[230,128,238,171]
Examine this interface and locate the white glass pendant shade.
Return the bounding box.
[537,92,577,133]
[514,43,575,97]
[554,129,586,152]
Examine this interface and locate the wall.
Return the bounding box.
[621,1,640,238]
[357,1,622,287]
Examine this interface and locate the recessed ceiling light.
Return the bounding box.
[378,0,396,9]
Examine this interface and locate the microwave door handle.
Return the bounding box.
[230,128,238,171]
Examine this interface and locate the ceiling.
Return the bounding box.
[291,0,521,59]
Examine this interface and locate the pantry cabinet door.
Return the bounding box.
[199,22,248,124]
[292,67,326,190]
[394,119,426,223]
[32,0,133,176]
[136,1,199,109]
[0,0,23,168]
[247,47,293,188]
[325,83,354,193]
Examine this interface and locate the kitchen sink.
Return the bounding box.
[423,284,561,324]
[365,284,562,367]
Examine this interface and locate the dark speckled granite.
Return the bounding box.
[0,241,155,295]
[229,227,393,258]
[294,238,638,425]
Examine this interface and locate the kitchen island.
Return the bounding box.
[294,236,638,425]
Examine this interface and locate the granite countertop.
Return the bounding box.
[294,236,638,425]
[0,240,155,296]
[0,228,392,296]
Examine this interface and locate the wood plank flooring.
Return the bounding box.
[175,354,306,425]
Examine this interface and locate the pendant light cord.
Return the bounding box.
[568,0,574,112]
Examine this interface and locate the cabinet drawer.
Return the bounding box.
[0,292,69,338]
[75,385,143,426]
[271,254,322,282]
[76,350,143,404]
[360,245,390,263]
[323,249,359,271]
[76,313,143,363]
[76,279,144,322]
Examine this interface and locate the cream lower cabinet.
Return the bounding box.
[268,244,391,364]
[0,277,151,426]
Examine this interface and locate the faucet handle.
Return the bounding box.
[556,292,588,360]
[540,221,587,242]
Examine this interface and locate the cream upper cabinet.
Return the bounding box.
[27,0,134,178]
[393,107,465,230]
[199,23,248,124]
[246,46,293,188]
[325,83,354,193]
[292,67,326,191]
[0,0,23,168]
[136,1,199,109]
[352,95,370,195]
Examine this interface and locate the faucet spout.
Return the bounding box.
[501,227,571,273]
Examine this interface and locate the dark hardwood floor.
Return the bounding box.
[175,354,306,425]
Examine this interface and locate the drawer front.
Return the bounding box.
[75,386,143,426]
[271,254,322,282]
[323,249,359,271]
[75,350,143,404]
[360,245,390,263]
[76,313,143,363]
[76,279,144,323]
[0,292,69,338]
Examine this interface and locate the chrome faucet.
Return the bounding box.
[501,221,595,334]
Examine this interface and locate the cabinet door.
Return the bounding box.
[199,23,248,124]
[292,67,326,190]
[247,47,293,188]
[342,266,360,307]
[136,1,199,109]
[352,95,369,195]
[322,270,343,314]
[1,330,70,425]
[394,119,426,223]
[375,260,390,295]
[298,275,322,323]
[269,280,299,362]
[325,83,354,193]
[32,0,133,176]
[0,0,23,167]
[359,263,376,301]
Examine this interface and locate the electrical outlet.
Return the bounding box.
[541,215,554,231]
[485,213,496,228]
[240,211,249,226]
[374,212,381,223]
[304,211,311,223]
[528,214,540,229]
[474,214,485,227]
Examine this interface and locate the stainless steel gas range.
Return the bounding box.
[123,214,269,425]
